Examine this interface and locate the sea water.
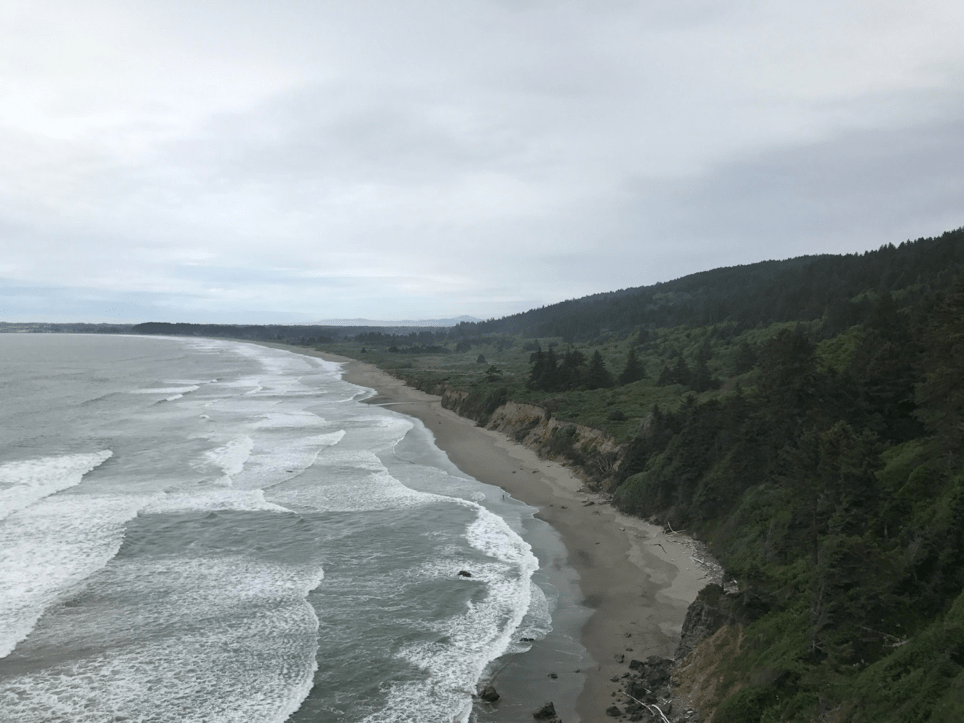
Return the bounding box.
[0,334,558,723]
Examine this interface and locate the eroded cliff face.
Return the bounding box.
[437,390,625,489]
[407,376,732,721]
[487,401,618,452]
[612,585,747,723]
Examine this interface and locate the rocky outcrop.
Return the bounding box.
[622,656,675,720]
[612,585,743,722]
[675,585,730,661]
[478,685,500,702]
[532,701,558,720]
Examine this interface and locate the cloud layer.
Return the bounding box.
[2,1,962,322]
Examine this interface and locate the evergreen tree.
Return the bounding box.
[847,293,922,443]
[527,347,546,389]
[584,350,614,389]
[618,347,646,385]
[536,347,560,390]
[691,341,717,392]
[559,348,587,390]
[658,355,691,387]
[733,340,757,375]
[916,277,964,453]
[758,326,817,434]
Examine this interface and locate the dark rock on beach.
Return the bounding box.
[626,656,673,701]
[615,585,742,721]
[478,685,500,702]
[533,701,557,719]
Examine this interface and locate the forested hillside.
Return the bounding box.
[454,227,964,341]
[26,228,961,721]
[10,225,963,721]
[613,281,964,721]
[318,227,964,722]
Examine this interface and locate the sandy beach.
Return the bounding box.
[279,345,718,721]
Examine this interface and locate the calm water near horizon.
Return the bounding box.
[0,334,582,723]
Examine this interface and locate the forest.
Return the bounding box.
[14,227,964,721]
[319,227,964,722]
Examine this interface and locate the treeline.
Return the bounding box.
[613,282,964,721]
[527,346,646,391]
[356,329,446,345]
[385,344,449,354]
[131,322,345,343]
[129,322,450,345]
[0,322,135,334]
[453,228,964,342]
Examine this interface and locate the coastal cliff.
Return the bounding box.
[297,228,964,722]
[405,375,627,490]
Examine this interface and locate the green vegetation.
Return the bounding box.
[312,228,964,721]
[83,226,964,721]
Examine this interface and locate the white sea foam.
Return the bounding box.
[0,492,152,659]
[506,580,553,655]
[252,411,330,430]
[230,432,344,492]
[271,469,431,513]
[129,385,200,396]
[362,506,539,723]
[465,507,539,571]
[0,335,556,723]
[0,557,325,723]
[0,451,112,523]
[144,488,291,514]
[214,375,264,395]
[205,435,254,483]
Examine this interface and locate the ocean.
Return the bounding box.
[0,334,587,723]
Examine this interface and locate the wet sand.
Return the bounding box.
[274,345,718,721]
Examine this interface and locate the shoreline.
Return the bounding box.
[273,344,719,721]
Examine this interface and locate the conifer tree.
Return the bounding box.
[585,350,614,389]
[658,355,691,386]
[527,347,546,389]
[692,341,717,392]
[559,348,587,390]
[618,347,646,385]
[916,278,964,452]
[733,340,757,375]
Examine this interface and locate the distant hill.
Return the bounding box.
[323,224,964,722]
[314,316,481,327]
[453,227,964,341]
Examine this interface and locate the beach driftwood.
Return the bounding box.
[624,692,670,723]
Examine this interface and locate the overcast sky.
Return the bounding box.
[1,1,962,323]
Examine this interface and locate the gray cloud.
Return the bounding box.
[1,1,963,322]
